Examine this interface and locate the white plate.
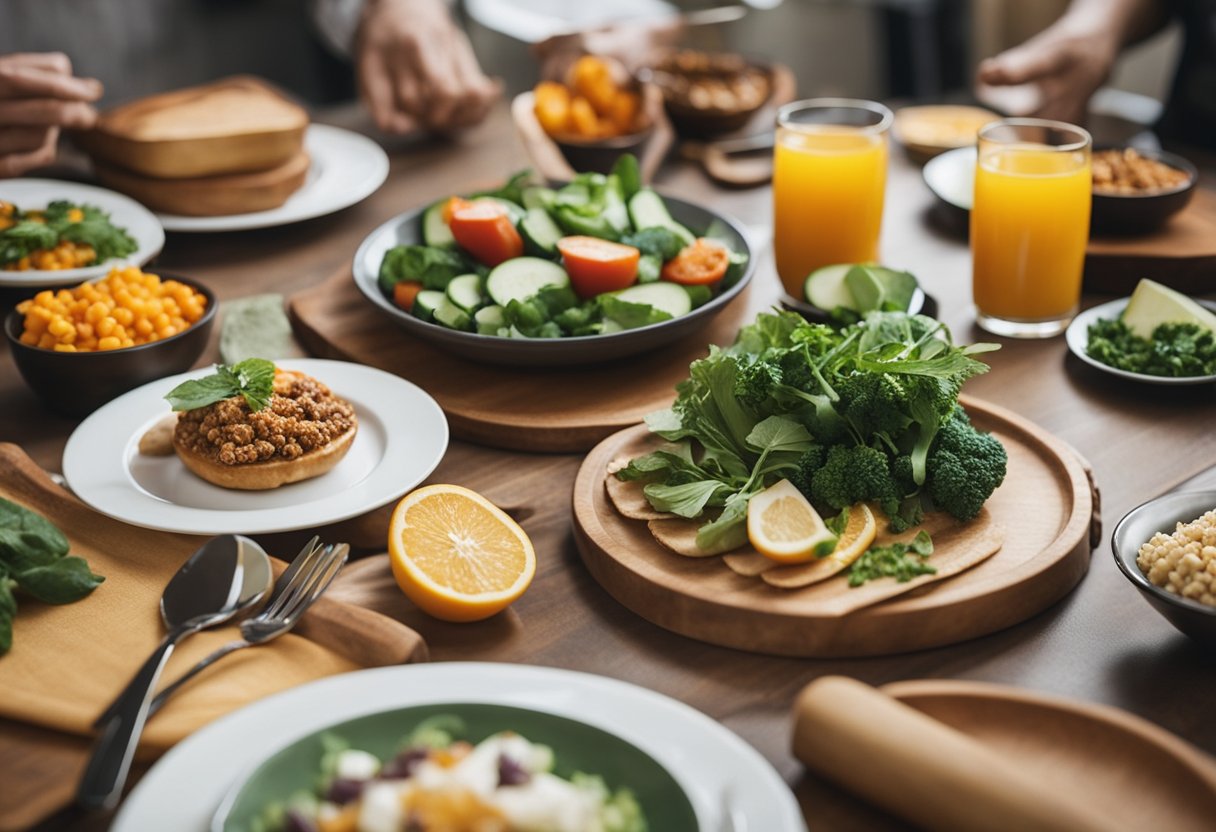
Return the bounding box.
[1065,297,1216,385]
[0,178,164,287]
[113,663,807,832]
[62,358,448,534]
[156,124,389,232]
[923,145,975,211]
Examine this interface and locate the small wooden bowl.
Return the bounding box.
[647,51,775,140]
[1091,147,1198,236]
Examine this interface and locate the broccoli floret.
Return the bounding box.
[925,407,1008,521]
[835,372,915,439]
[788,445,826,501]
[809,444,899,510]
[733,358,782,410]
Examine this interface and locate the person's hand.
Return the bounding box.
[356,0,500,134]
[0,52,102,177]
[534,18,684,82]
[976,21,1118,126]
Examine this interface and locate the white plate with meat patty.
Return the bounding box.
[62,359,448,534]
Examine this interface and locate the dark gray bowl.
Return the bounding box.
[1091,148,1197,236]
[1112,490,1216,648]
[4,273,216,417]
[353,194,754,368]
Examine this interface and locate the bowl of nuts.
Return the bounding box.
[4,266,216,416]
[1091,147,1197,235]
[1112,491,1216,648]
[648,50,773,139]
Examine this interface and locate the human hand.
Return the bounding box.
[356,0,500,134]
[534,18,684,82]
[0,52,102,177]
[976,23,1118,126]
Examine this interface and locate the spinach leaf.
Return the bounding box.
[619,227,685,261]
[0,497,69,570]
[600,296,671,330]
[378,245,475,293]
[15,556,105,604]
[643,480,731,518]
[0,577,15,654]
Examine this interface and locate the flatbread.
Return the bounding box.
[722,551,776,576]
[647,517,733,558]
[604,467,674,521]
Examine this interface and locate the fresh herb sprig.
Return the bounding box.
[848,530,935,587]
[0,200,136,266]
[165,358,276,412]
[0,498,104,654]
[1087,319,1216,377]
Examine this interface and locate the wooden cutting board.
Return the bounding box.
[0,444,426,832]
[572,396,1097,657]
[289,267,754,453]
[795,679,1216,832]
[1084,187,1216,295]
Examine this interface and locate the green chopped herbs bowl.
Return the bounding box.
[213,703,696,832]
[351,157,754,367]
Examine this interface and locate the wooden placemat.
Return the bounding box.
[572,396,1097,658]
[1084,187,1216,295]
[0,443,426,832]
[289,266,755,453]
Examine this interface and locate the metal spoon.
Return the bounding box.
[76,534,273,810]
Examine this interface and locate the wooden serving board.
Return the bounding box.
[289,267,753,453]
[1085,187,1216,295]
[572,396,1097,657]
[796,679,1216,832]
[0,444,426,832]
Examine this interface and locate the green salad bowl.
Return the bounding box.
[214,702,699,832]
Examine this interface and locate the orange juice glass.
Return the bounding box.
[773,99,893,299]
[971,119,1092,338]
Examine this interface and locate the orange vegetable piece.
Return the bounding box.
[569,96,600,138]
[448,201,523,267]
[393,280,424,312]
[662,238,731,286]
[533,81,571,136]
[556,236,640,298]
[609,90,641,134]
[442,196,474,224]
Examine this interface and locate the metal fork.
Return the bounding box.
[145,537,349,717]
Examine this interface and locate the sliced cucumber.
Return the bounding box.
[474,304,505,335]
[804,264,855,308]
[637,253,662,284]
[522,187,557,211]
[485,257,570,306]
[478,196,526,225]
[627,190,694,245]
[520,207,563,256]
[422,201,455,248]
[614,282,693,319]
[432,295,472,330]
[445,273,484,312]
[413,290,447,322]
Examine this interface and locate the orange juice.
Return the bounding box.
[773,128,888,297]
[971,146,1091,323]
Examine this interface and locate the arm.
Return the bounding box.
[976,0,1171,124]
[0,53,102,178]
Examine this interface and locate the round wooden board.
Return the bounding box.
[572,396,1096,657]
[289,267,755,453]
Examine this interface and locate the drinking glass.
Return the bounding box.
[971,118,1092,338]
[772,98,893,300]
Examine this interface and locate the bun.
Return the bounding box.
[173,422,356,490]
[172,370,357,490]
[79,76,308,179]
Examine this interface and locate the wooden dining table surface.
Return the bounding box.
[5,104,1216,830]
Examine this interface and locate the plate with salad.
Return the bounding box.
[352,155,754,367]
[0,178,164,287]
[112,663,806,832]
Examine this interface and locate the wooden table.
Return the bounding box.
[6,105,1216,830]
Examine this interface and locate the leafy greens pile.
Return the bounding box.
[1087,319,1216,377]
[0,200,137,266]
[0,498,104,653]
[617,310,1009,555]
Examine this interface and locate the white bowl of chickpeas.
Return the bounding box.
[1112,491,1216,648]
[4,265,216,416]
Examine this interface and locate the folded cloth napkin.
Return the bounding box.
[0,443,426,755]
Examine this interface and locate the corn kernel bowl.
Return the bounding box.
[1112,490,1216,649]
[4,273,216,417]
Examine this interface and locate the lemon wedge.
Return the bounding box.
[748,479,839,563]
[824,502,879,568]
[1122,278,1216,339]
